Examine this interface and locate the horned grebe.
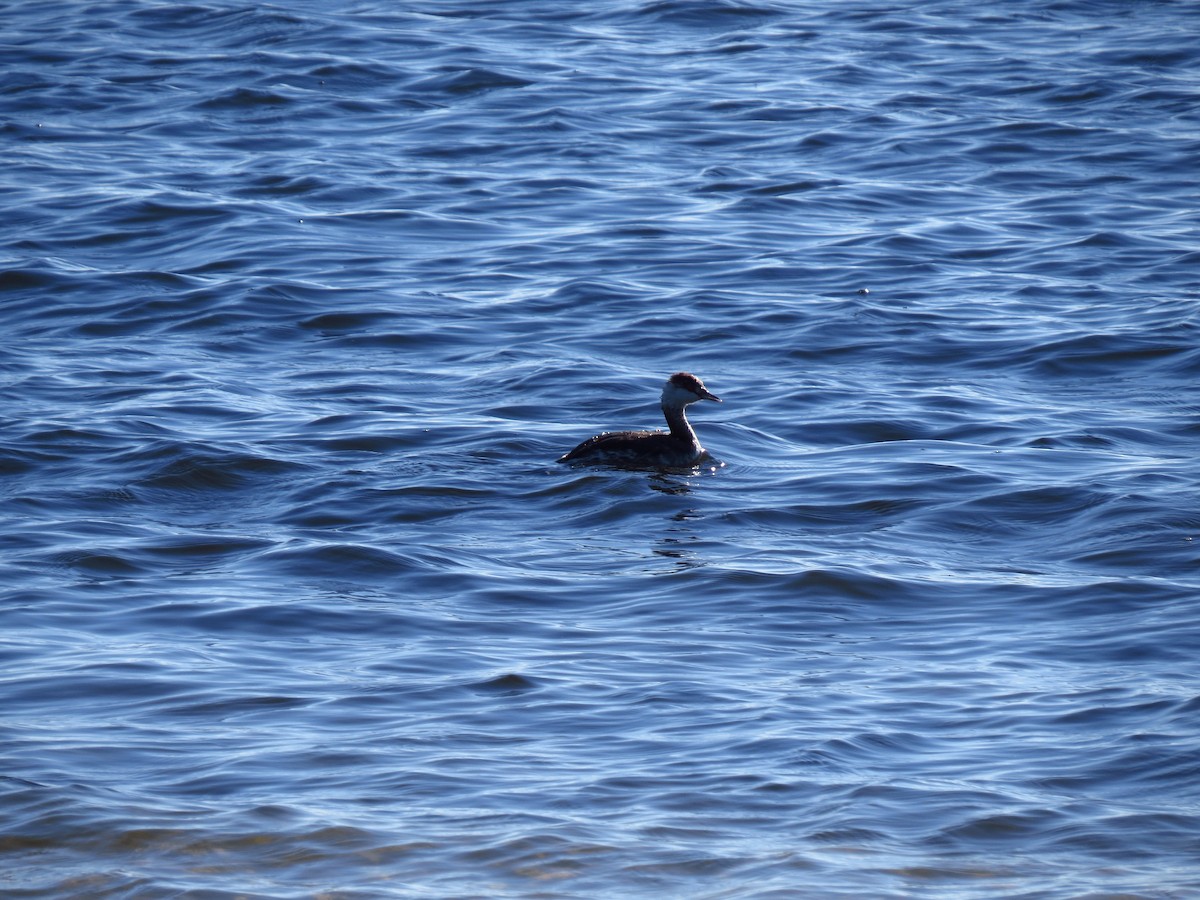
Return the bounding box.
[558,372,722,468]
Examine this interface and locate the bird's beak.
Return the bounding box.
[703,390,721,402]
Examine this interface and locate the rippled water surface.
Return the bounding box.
[3,1,1200,897]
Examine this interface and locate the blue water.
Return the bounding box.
[3,1,1199,896]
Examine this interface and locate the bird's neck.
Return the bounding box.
[662,403,697,445]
